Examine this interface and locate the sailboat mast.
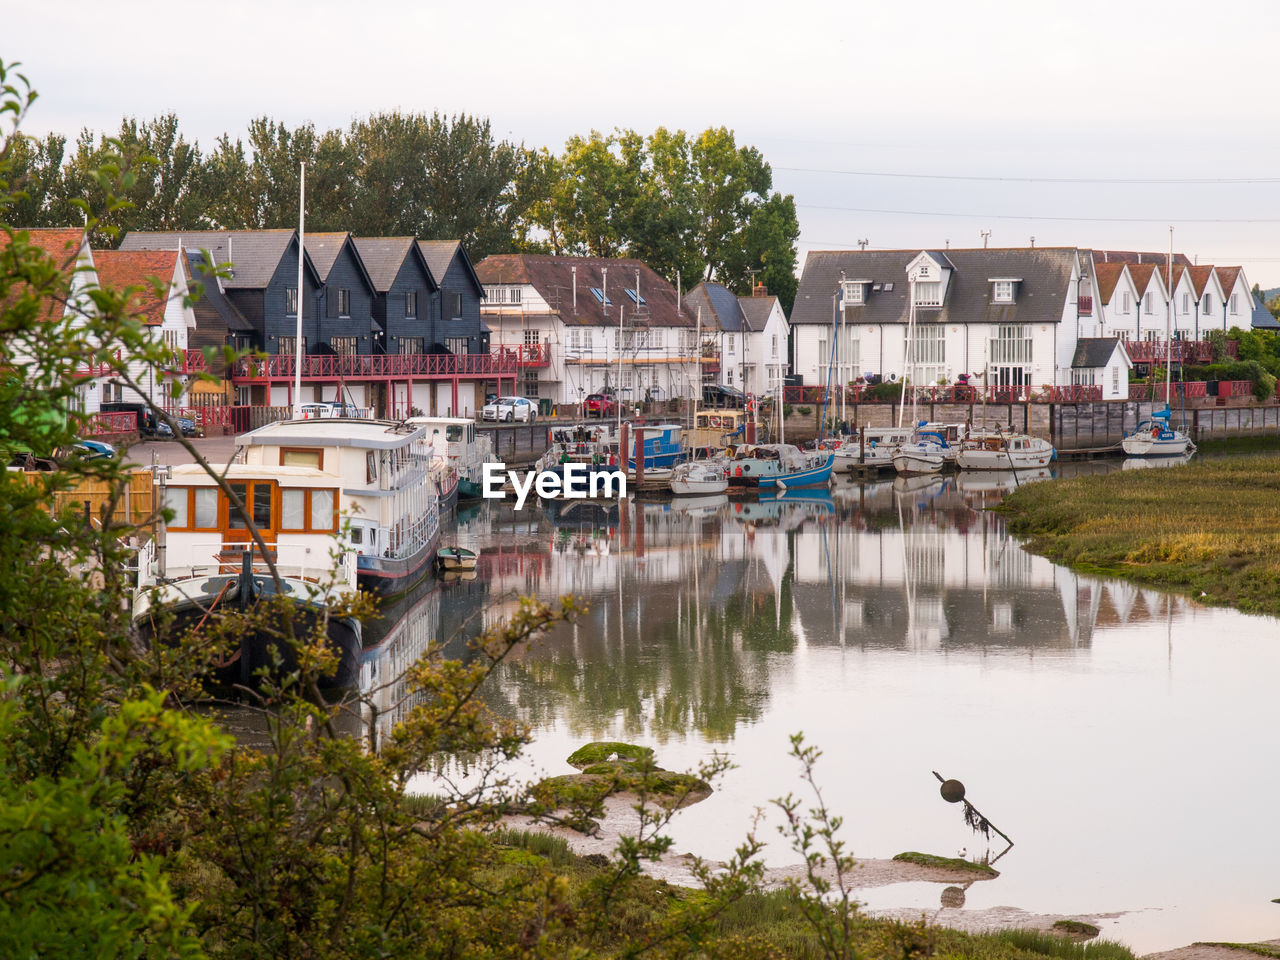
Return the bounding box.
[1166,227,1174,408]
[898,283,915,429]
[292,161,306,419]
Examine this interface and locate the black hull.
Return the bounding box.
[356,528,440,601]
[138,594,362,696]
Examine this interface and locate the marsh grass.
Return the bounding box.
[995,929,1134,960]
[490,826,574,866]
[892,850,999,875]
[999,456,1280,616]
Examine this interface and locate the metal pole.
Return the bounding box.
[292,162,306,419]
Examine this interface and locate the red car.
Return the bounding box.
[583,393,617,417]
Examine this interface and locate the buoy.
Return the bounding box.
[940,779,966,803]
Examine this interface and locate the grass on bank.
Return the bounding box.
[998,454,1280,617]
[893,850,1000,876]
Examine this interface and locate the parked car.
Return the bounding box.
[51,439,118,462]
[481,396,537,423]
[174,415,198,437]
[298,401,363,419]
[583,393,617,417]
[702,384,746,408]
[99,401,165,437]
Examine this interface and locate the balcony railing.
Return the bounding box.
[1122,339,1237,364]
[1127,381,1209,401]
[228,344,549,382]
[84,411,137,435]
[1047,384,1102,402]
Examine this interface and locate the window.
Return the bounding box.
[484,285,521,304]
[193,488,217,528]
[993,280,1014,303]
[285,286,299,316]
[990,324,1033,365]
[771,334,778,356]
[1122,292,1131,313]
[228,482,272,530]
[399,337,424,355]
[842,281,864,304]
[1112,366,1120,393]
[524,329,540,347]
[280,448,322,469]
[405,290,417,317]
[445,336,469,355]
[1203,294,1211,313]
[164,487,219,531]
[909,323,945,383]
[817,337,828,365]
[624,289,646,306]
[279,488,337,533]
[366,451,378,484]
[914,281,941,306]
[336,289,351,317]
[1144,292,1153,315]
[278,336,305,357]
[330,337,358,356]
[727,333,735,352]
[726,368,734,385]
[1182,293,1189,312]
[1231,294,1239,314]
[589,287,613,305]
[453,292,462,317]
[165,486,188,528]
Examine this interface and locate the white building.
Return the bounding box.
[682,281,790,397]
[92,248,195,411]
[475,254,700,406]
[792,246,1256,390]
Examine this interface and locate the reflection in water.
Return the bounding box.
[385,465,1280,952]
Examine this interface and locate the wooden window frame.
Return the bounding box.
[405,290,417,317]
[337,288,352,317]
[165,486,222,532]
[278,487,339,534]
[279,447,324,470]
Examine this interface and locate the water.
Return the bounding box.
[402,473,1280,952]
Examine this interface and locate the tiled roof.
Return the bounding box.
[1071,337,1125,369]
[1252,296,1280,330]
[1093,250,1194,269]
[301,232,348,281]
[1214,266,1242,294]
[183,250,254,334]
[738,295,779,333]
[792,247,1078,327]
[418,240,482,296]
[476,254,692,327]
[0,227,89,321]
[119,229,317,289]
[352,237,436,292]
[1188,265,1216,298]
[1127,262,1161,295]
[684,281,744,332]
[91,250,178,325]
[1093,262,1126,303]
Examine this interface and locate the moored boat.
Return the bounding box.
[407,416,499,500]
[957,432,1055,470]
[831,426,914,472]
[892,428,951,475]
[728,444,834,489]
[1121,409,1194,457]
[669,460,728,496]
[436,546,478,571]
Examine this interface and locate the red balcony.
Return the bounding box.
[228,345,549,383]
[1122,339,1237,365]
[1047,384,1102,402]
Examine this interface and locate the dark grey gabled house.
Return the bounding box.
[418,240,486,355]
[352,237,439,354]
[303,233,378,356]
[120,229,322,357]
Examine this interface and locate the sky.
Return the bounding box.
[11,0,1280,287]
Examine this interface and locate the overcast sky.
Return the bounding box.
[11,0,1280,287]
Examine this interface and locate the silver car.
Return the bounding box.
[481,396,537,423]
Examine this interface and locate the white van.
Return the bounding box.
[298,401,364,419]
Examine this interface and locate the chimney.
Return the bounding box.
[753,282,768,297]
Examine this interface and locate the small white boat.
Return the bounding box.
[1121,412,1194,458]
[436,546,477,571]
[957,433,1055,470]
[669,460,728,496]
[831,426,913,472]
[892,429,950,475]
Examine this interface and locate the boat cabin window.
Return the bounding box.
[279,488,338,533]
[280,447,323,469]
[367,451,378,484]
[164,486,219,531]
[228,482,273,530]
[446,425,463,442]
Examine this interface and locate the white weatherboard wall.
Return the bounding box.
[121,258,194,409]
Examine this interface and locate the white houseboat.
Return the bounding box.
[406,416,498,500]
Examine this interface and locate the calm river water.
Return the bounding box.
[395,468,1280,952]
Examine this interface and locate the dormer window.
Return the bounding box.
[914,281,941,306]
[842,280,867,305]
[990,278,1021,304]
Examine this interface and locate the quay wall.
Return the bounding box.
[781,399,1280,452]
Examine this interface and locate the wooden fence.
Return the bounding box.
[21,469,156,526]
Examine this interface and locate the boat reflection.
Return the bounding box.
[1122,451,1194,470]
